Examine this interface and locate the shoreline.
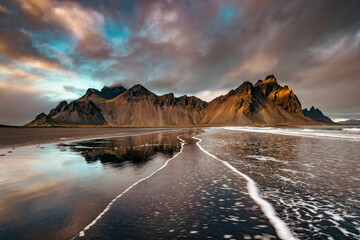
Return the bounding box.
[0,127,186,150]
[4,121,336,128]
[0,121,346,150]
[0,123,341,150]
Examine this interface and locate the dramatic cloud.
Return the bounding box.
[63,85,86,96]
[0,0,360,124]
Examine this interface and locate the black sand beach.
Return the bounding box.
[1,126,359,239]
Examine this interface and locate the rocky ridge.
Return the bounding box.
[302,106,334,123]
[26,75,332,127]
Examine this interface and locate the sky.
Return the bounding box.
[0,0,360,125]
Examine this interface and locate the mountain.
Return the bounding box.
[25,113,60,127]
[47,100,106,125]
[201,75,311,125]
[98,84,208,126]
[336,119,360,125]
[302,106,334,123]
[26,75,331,127]
[81,85,127,102]
[27,84,207,127]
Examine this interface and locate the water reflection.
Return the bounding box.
[58,132,182,167]
[0,131,185,240]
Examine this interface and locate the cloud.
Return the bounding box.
[140,3,184,45]
[48,2,104,40]
[62,85,86,96]
[0,4,11,14]
[225,51,279,78]
[16,0,104,39]
[1,0,360,124]
[0,28,65,74]
[0,64,47,82]
[16,0,111,59]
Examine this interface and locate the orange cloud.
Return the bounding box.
[0,29,64,73]
[50,2,104,39]
[225,51,279,78]
[18,0,104,39]
[17,0,110,59]
[0,64,47,82]
[0,5,11,14]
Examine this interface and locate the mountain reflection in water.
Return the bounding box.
[0,131,187,240]
[58,132,182,167]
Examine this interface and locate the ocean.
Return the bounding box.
[0,126,359,239]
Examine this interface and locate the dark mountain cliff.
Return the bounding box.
[302,106,334,123]
[80,85,127,102]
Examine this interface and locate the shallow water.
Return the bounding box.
[200,125,360,239]
[78,135,279,240]
[0,132,183,240]
[1,126,359,239]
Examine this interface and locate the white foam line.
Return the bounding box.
[193,136,297,240]
[343,127,360,132]
[223,126,360,141]
[73,136,186,239]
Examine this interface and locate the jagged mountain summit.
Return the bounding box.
[81,85,127,101]
[97,84,208,126]
[27,84,207,126]
[26,75,332,127]
[302,106,334,123]
[201,75,309,125]
[26,113,60,127]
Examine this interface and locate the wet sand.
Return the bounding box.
[2,126,358,239]
[0,130,189,239]
[77,134,279,240]
[0,129,280,240]
[0,127,183,149]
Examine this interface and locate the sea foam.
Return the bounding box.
[343,127,360,132]
[223,127,360,141]
[247,155,283,163]
[193,136,297,240]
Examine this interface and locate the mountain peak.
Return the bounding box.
[27,75,332,127]
[101,85,125,91]
[81,88,101,101]
[303,106,333,123]
[25,112,59,127]
[264,74,277,83]
[234,81,253,93]
[254,74,280,97]
[128,84,152,95]
[85,88,100,95]
[34,112,47,120]
[100,85,126,99]
[81,85,126,100]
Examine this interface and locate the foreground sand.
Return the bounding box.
[0,127,183,149]
[1,129,280,239]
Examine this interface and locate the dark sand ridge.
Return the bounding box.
[0,127,184,149]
